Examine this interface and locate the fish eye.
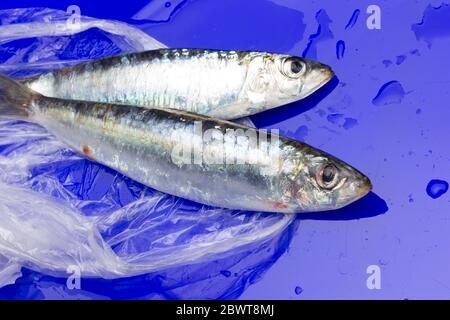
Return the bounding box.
[281,58,306,79]
[316,163,340,190]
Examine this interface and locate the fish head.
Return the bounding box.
[241,53,334,112]
[282,145,372,212]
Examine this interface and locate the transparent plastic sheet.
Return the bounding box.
[0,8,295,294]
[0,7,165,77]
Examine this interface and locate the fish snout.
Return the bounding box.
[314,62,334,84]
[355,175,373,200]
[299,61,334,97]
[362,176,373,193]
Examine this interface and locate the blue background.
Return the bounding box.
[0,0,449,299]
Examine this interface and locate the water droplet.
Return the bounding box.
[382,60,392,67]
[426,180,449,199]
[336,40,345,60]
[416,108,422,114]
[343,117,358,130]
[294,125,308,140]
[220,270,232,277]
[372,81,406,106]
[295,286,303,295]
[345,9,360,29]
[378,259,388,266]
[165,1,171,8]
[316,109,326,117]
[396,55,406,65]
[326,113,343,124]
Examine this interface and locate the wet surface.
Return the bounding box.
[0,0,449,299]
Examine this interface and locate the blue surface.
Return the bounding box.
[0,0,449,299]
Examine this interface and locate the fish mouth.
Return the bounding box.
[299,63,334,98]
[362,176,373,195]
[315,64,334,90]
[352,175,373,202]
[323,66,334,82]
[333,170,372,209]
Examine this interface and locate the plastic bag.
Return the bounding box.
[0,7,295,297]
[0,7,165,77]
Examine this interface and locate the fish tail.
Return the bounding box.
[0,74,36,118]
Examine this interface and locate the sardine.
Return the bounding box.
[0,75,370,213]
[20,49,334,120]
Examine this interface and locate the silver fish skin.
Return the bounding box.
[0,75,370,213]
[20,49,334,120]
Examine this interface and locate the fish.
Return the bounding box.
[19,49,334,120]
[0,74,370,213]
